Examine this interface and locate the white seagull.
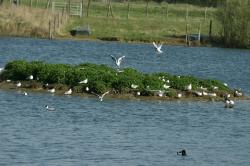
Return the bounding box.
[225,99,234,108]
[91,91,109,102]
[64,88,72,95]
[186,84,192,91]
[45,105,56,111]
[131,84,139,89]
[153,42,163,54]
[48,88,55,93]
[23,91,28,96]
[110,55,125,68]
[79,79,88,84]
[16,82,21,87]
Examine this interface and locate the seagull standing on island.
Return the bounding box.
[153,42,163,54]
[64,88,72,95]
[110,55,125,68]
[91,91,109,102]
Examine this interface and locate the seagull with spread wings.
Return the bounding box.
[91,91,109,102]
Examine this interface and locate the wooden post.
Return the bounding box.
[166,3,169,18]
[198,22,201,44]
[86,0,91,17]
[30,0,32,7]
[46,0,51,9]
[204,7,207,21]
[57,13,60,29]
[127,2,130,19]
[81,0,84,17]
[146,0,149,17]
[185,5,189,20]
[185,23,189,46]
[68,0,71,15]
[209,19,212,39]
[49,21,52,39]
[53,16,56,34]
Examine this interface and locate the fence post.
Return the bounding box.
[86,0,91,17]
[209,19,212,39]
[127,2,130,19]
[186,23,189,46]
[49,20,52,39]
[30,0,32,7]
[204,7,207,21]
[185,5,189,20]
[198,22,201,44]
[166,3,169,19]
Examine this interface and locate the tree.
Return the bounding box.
[217,0,250,48]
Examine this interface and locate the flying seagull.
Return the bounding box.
[91,91,109,102]
[110,55,125,68]
[153,42,163,54]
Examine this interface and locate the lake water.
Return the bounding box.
[0,37,250,165]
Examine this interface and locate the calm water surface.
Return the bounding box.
[0,37,250,165]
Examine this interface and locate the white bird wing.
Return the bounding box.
[153,42,158,49]
[158,44,162,49]
[117,56,125,65]
[101,91,109,98]
[91,91,101,98]
[110,55,117,63]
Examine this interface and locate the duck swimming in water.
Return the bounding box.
[177,149,187,156]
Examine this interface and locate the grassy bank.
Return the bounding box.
[0,1,221,45]
[0,4,67,38]
[0,60,244,101]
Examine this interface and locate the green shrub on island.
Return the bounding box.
[0,60,232,96]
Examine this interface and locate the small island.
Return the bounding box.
[0,60,246,101]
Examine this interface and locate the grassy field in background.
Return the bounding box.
[0,0,221,44]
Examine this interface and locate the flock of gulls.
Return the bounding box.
[0,42,244,111]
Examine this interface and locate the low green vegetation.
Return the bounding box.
[0,60,233,99]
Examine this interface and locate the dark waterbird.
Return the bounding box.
[177,149,187,156]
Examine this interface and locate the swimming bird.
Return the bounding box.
[45,105,56,111]
[224,94,234,108]
[64,88,72,95]
[91,91,109,102]
[177,149,187,156]
[27,75,33,80]
[225,99,234,108]
[110,55,125,68]
[79,79,88,84]
[234,90,243,97]
[23,91,28,96]
[153,42,163,54]
[16,82,21,87]
[48,88,55,93]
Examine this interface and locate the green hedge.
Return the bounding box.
[0,60,231,95]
